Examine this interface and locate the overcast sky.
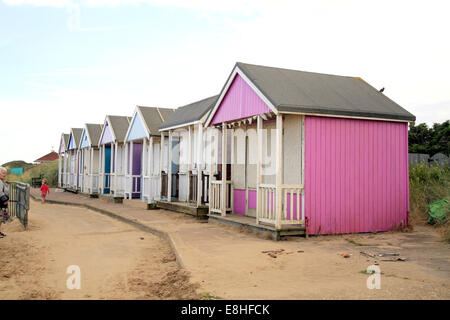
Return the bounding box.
[1,0,449,165]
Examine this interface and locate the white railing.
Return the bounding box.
[88,174,99,193]
[69,173,75,188]
[210,180,232,214]
[258,184,277,223]
[131,175,140,193]
[125,174,140,197]
[103,173,111,190]
[114,174,125,196]
[280,184,304,225]
[257,184,305,226]
[142,175,160,202]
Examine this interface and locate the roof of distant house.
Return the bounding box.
[34,151,59,162]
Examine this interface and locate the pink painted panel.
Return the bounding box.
[285,193,302,220]
[100,122,114,145]
[211,74,271,125]
[233,189,246,215]
[248,190,257,209]
[305,116,409,235]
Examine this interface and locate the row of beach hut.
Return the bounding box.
[58,62,416,236]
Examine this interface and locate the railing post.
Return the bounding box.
[208,128,214,214]
[160,132,165,200]
[168,130,172,202]
[276,114,283,230]
[197,123,203,206]
[148,137,153,203]
[256,115,262,224]
[221,123,227,216]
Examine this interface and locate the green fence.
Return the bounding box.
[5,181,30,229]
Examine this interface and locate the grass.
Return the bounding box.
[409,163,450,242]
[359,270,376,275]
[5,160,59,187]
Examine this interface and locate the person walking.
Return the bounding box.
[0,166,10,238]
[40,178,50,204]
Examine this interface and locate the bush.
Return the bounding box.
[6,160,59,187]
[409,163,450,241]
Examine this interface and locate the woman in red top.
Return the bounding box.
[40,179,50,204]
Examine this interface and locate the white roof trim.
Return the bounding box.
[205,65,278,127]
[278,111,411,123]
[124,107,150,142]
[159,120,201,132]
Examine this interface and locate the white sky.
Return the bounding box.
[0,0,449,165]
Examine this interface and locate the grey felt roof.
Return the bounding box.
[234,62,415,121]
[160,95,219,130]
[62,133,70,150]
[108,116,131,142]
[85,123,103,147]
[71,128,83,148]
[137,106,175,135]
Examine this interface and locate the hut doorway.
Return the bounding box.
[103,146,111,194]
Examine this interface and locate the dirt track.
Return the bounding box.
[0,200,199,300]
[1,198,449,300]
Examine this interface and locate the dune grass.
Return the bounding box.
[6,160,59,187]
[409,163,450,242]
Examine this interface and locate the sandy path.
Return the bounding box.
[0,200,199,300]
[190,222,450,299]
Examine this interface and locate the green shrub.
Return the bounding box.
[6,160,59,187]
[409,163,450,242]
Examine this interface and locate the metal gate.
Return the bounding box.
[5,181,30,229]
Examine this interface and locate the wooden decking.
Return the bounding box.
[208,213,306,240]
[156,200,209,219]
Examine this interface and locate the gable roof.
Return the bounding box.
[137,106,175,135]
[84,123,103,148]
[59,133,70,154]
[207,62,415,125]
[108,115,132,142]
[69,128,83,149]
[159,95,219,131]
[34,151,59,163]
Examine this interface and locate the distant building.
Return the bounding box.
[10,168,24,175]
[34,151,59,164]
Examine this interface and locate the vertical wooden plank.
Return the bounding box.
[256,115,262,224]
[160,132,165,200]
[168,131,172,202]
[301,116,305,223]
[221,123,227,216]
[187,125,192,203]
[149,137,153,203]
[276,114,283,229]
[197,123,203,206]
[209,129,214,213]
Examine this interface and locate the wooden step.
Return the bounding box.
[156,201,208,219]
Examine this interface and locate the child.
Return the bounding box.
[40,179,50,204]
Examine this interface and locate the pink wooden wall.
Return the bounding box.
[211,74,271,125]
[305,116,409,235]
[233,189,257,215]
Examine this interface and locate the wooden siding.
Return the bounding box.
[211,74,270,125]
[100,122,114,145]
[305,116,409,235]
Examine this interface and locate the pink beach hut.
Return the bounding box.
[204,62,415,237]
